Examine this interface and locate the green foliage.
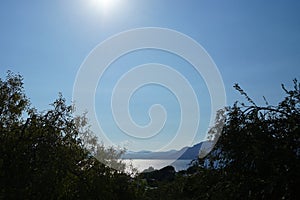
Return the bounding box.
[1,71,299,199]
[0,71,29,127]
[138,166,176,187]
[138,79,300,200]
[74,112,127,172]
[0,72,142,199]
[185,79,300,199]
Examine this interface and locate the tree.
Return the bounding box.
[74,113,127,172]
[189,79,300,199]
[0,71,142,199]
[0,71,29,127]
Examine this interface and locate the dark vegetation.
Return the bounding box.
[1,71,299,199]
[0,72,140,199]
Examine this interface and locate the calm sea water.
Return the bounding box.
[122,159,192,172]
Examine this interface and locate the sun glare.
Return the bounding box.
[91,0,120,14]
[99,0,114,10]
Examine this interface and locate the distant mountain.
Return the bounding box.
[122,141,213,160]
[178,143,202,159]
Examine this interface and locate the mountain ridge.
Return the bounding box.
[122,141,212,160]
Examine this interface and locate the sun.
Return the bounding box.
[99,0,115,10]
[91,0,120,14]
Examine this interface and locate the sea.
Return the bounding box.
[122,159,193,172]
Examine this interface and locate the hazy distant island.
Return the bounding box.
[122,141,213,160]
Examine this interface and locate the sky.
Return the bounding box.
[1,0,300,151]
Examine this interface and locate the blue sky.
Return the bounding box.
[1,0,300,151]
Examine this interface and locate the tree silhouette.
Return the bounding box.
[2,71,299,199]
[0,71,141,199]
[138,80,300,200]
[189,79,300,199]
